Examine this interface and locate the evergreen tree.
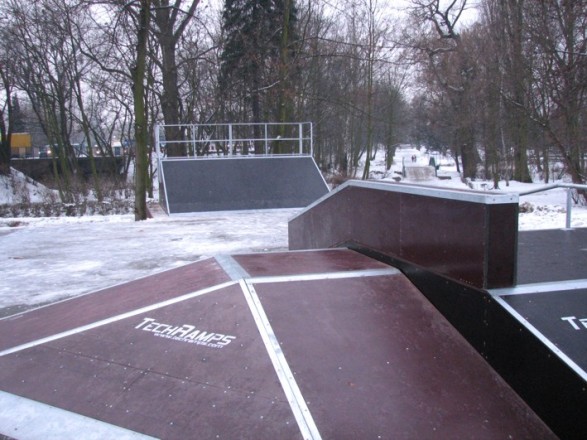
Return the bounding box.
[11,94,26,133]
[220,0,299,153]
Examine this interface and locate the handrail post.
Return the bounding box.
[154,124,162,184]
[299,123,303,154]
[264,123,268,154]
[310,122,314,156]
[228,123,233,155]
[191,124,195,157]
[154,124,160,160]
[566,187,573,229]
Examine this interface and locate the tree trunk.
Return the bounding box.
[0,68,11,176]
[276,0,293,155]
[251,76,262,155]
[159,33,184,157]
[153,0,200,157]
[133,0,151,221]
[0,108,9,176]
[159,36,187,157]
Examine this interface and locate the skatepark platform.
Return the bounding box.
[290,180,587,439]
[0,249,555,439]
[1,180,585,439]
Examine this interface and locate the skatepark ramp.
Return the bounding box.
[0,179,584,438]
[0,250,555,439]
[403,164,436,180]
[289,180,587,439]
[290,180,519,289]
[159,156,329,214]
[155,123,329,214]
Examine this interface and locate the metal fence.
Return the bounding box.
[155,122,313,159]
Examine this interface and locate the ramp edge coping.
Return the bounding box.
[291,180,519,222]
[160,154,313,162]
[489,279,587,296]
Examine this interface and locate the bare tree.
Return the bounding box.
[133,0,151,219]
[152,0,200,157]
[2,0,86,201]
[76,0,159,219]
[375,70,408,172]
[78,0,156,219]
[524,0,587,192]
[406,0,480,179]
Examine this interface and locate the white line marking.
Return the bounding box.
[493,296,587,382]
[1,266,399,357]
[0,281,237,357]
[250,268,399,284]
[240,279,322,440]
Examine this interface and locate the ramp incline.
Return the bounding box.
[0,249,554,439]
[159,156,329,214]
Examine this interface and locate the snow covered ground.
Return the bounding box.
[0,209,293,316]
[372,145,587,231]
[1,146,586,316]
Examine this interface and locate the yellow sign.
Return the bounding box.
[10,133,32,149]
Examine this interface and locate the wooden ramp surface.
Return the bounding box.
[0,250,554,439]
[160,156,329,214]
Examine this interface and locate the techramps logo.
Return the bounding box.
[135,317,236,349]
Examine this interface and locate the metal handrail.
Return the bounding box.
[519,183,587,229]
[154,122,313,159]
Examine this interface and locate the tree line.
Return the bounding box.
[0,0,585,219]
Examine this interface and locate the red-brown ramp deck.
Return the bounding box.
[0,250,554,439]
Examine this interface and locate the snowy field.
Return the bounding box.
[1,146,586,316]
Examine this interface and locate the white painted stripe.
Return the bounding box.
[250,268,399,284]
[215,255,251,281]
[1,266,399,357]
[490,278,587,296]
[0,281,237,357]
[240,279,322,440]
[493,296,587,382]
[0,390,157,440]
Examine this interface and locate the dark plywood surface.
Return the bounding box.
[517,228,587,284]
[0,249,558,439]
[234,248,390,278]
[0,258,230,352]
[503,288,587,371]
[255,275,556,439]
[0,283,299,439]
[289,182,518,288]
[161,156,328,213]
